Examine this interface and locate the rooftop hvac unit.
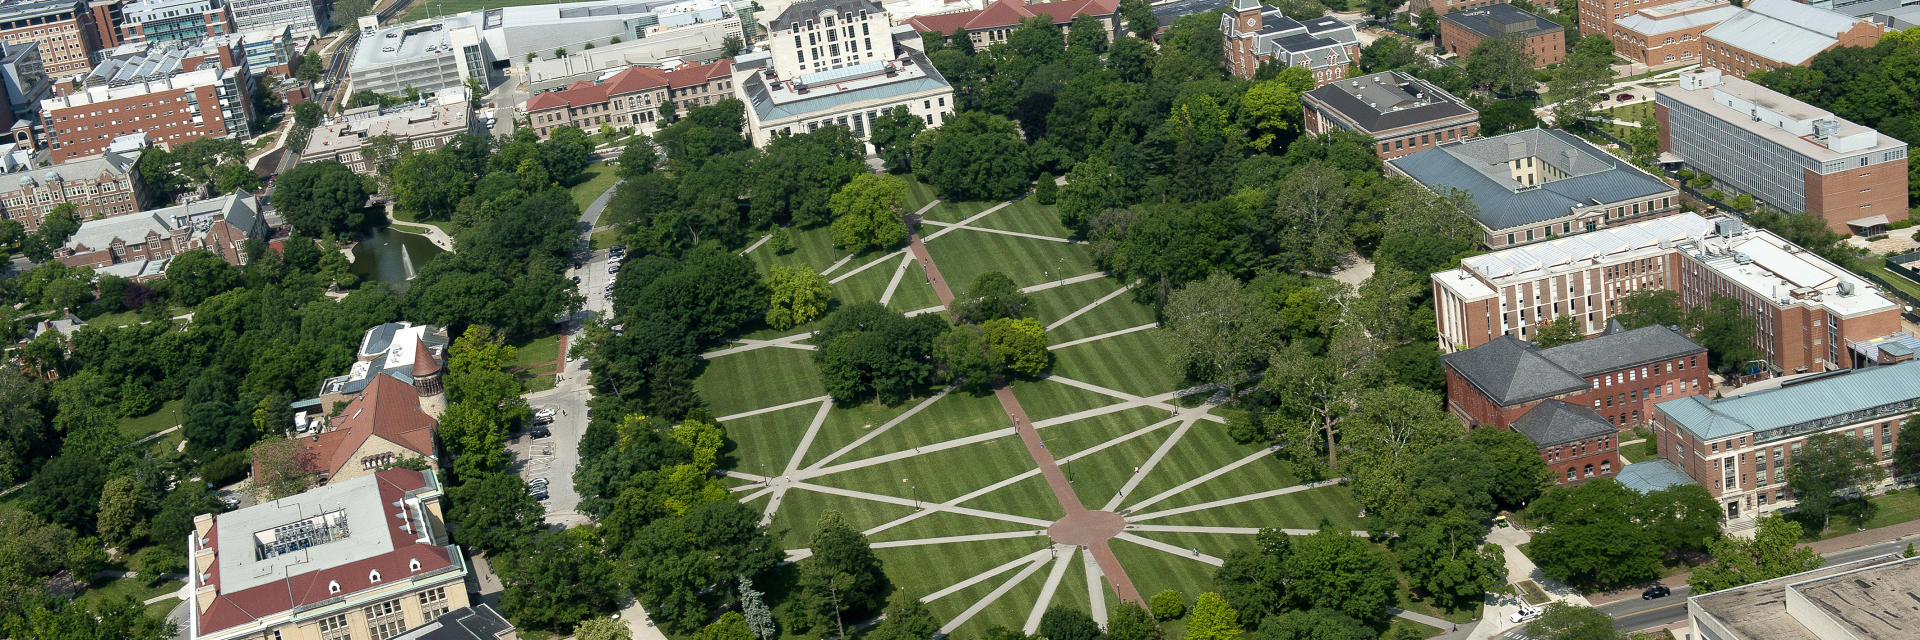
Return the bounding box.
[1813,119,1840,140]
[1838,281,1855,296]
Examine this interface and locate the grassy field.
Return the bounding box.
[1811,489,1920,540]
[1876,266,1920,300]
[568,162,621,212]
[397,0,554,24]
[118,400,184,441]
[1599,102,1656,139]
[701,185,1416,637]
[509,334,560,369]
[73,575,182,614]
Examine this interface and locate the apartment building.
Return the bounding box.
[1221,0,1358,84]
[1442,324,1710,430]
[186,469,472,640]
[1410,0,1508,17]
[1438,4,1565,67]
[902,0,1117,50]
[55,190,267,279]
[664,58,733,113]
[1301,70,1480,160]
[226,0,323,38]
[0,148,145,230]
[88,0,125,48]
[1656,67,1908,234]
[1700,0,1882,77]
[303,99,478,173]
[1608,0,1736,67]
[1432,213,1905,373]
[1578,0,1690,38]
[1387,128,1680,249]
[41,38,253,161]
[1653,360,1917,525]
[0,0,104,75]
[733,0,953,151]
[120,0,233,44]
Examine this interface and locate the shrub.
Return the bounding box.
[201,450,251,487]
[1034,172,1057,205]
[131,546,187,584]
[1149,589,1186,619]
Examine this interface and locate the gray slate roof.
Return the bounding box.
[66,190,262,252]
[1439,3,1564,39]
[1615,459,1697,493]
[770,0,885,31]
[0,150,138,197]
[393,605,515,640]
[1388,128,1674,231]
[1304,71,1476,135]
[1510,400,1616,446]
[1440,334,1589,405]
[1655,360,1920,442]
[1442,326,1705,406]
[1538,325,1705,377]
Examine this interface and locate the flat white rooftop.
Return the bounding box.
[1679,225,1897,317]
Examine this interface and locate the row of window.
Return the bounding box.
[1563,460,1612,482]
[1377,125,1470,154]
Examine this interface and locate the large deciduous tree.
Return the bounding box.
[765,265,832,330]
[1785,432,1883,533]
[274,160,370,239]
[1182,592,1243,640]
[792,510,892,636]
[1687,515,1823,593]
[1523,603,1623,640]
[1615,290,1684,329]
[919,111,1033,201]
[1164,272,1278,393]
[1526,479,1663,590]
[499,529,621,631]
[951,271,1030,324]
[828,173,909,251]
[869,106,926,172]
[1464,36,1536,97]
[1285,526,1398,624]
[447,471,546,555]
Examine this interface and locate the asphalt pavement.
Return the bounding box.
[1597,532,1920,632]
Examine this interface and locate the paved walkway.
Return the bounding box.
[1044,284,1131,332]
[1021,272,1110,294]
[910,227,1145,606]
[918,219,1080,244]
[701,331,818,359]
[1470,525,1591,639]
[1049,323,1159,351]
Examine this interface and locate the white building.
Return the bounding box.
[732,0,952,150]
[227,0,325,39]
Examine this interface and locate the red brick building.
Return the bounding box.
[1607,0,1736,67]
[903,0,1117,50]
[1512,400,1624,485]
[1578,0,1692,38]
[41,39,253,161]
[0,149,147,231]
[1438,4,1565,68]
[1441,325,1710,432]
[0,0,104,75]
[1698,0,1882,78]
[55,190,267,279]
[1410,0,1507,17]
[1221,0,1359,85]
[1301,70,1479,160]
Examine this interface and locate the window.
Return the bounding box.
[328,580,341,594]
[368,569,381,583]
[319,614,352,640]
[366,598,408,640]
[419,587,450,619]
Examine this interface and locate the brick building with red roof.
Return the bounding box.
[274,322,449,485]
[903,0,1118,49]
[524,59,734,139]
[187,469,471,640]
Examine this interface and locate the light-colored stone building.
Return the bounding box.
[731,0,953,151]
[301,97,477,175]
[0,148,146,231]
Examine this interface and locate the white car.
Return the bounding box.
[1509,605,1543,624]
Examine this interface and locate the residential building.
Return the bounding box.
[902,0,1118,50]
[1577,0,1691,38]
[186,469,471,640]
[1653,360,1918,526]
[1221,0,1358,84]
[1386,128,1681,249]
[1442,324,1710,431]
[1411,0,1507,17]
[1431,213,1906,373]
[54,190,267,279]
[732,0,953,151]
[1690,553,1920,636]
[120,0,233,44]
[1438,4,1565,66]
[1510,400,1624,484]
[351,0,752,97]
[1301,70,1479,160]
[0,149,146,230]
[1700,0,1882,77]
[393,605,516,640]
[302,98,478,174]
[1608,0,1737,67]
[1655,67,1908,234]
[41,38,253,161]
[225,0,323,38]
[0,0,105,75]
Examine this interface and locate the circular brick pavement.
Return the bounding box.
[1048,510,1126,546]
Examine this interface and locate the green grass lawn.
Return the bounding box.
[966,198,1077,239]
[509,334,560,369]
[696,347,827,418]
[74,575,182,613]
[86,309,146,328]
[118,400,184,441]
[1047,327,1185,398]
[1876,267,1920,300]
[1812,489,1920,540]
[1045,290,1158,345]
[924,205,1097,291]
[716,402,821,478]
[398,0,554,23]
[568,162,621,213]
[1600,102,1656,139]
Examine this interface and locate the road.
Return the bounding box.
[1596,533,1920,632]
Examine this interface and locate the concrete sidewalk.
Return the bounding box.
[1469,525,1591,639]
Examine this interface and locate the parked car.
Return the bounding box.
[1617,93,1634,101]
[1642,585,1672,600]
[527,478,548,487]
[531,490,549,500]
[1509,605,1543,624]
[530,425,552,439]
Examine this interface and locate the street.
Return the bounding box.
[1594,532,1920,632]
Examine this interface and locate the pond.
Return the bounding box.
[349,226,445,289]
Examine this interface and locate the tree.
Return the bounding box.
[1067,14,1109,54]
[1687,294,1765,375]
[1057,156,1126,230]
[1479,98,1543,135]
[828,173,909,251]
[952,271,1031,324]
[870,106,926,172]
[1687,515,1823,593]
[274,160,369,238]
[1366,0,1406,20]
[447,471,546,555]
[165,249,241,306]
[393,151,473,220]
[1255,609,1375,640]
[1149,589,1186,619]
[1121,0,1157,36]
[251,436,317,499]
[95,476,150,552]
[1284,526,1398,624]
[1164,273,1278,393]
[1532,315,1582,348]
[499,529,621,631]
[617,137,658,179]
[295,51,323,83]
[933,324,997,392]
[983,317,1050,378]
[920,111,1032,201]
[723,35,746,57]
[740,577,777,640]
[332,0,373,25]
[1397,515,1506,611]
[1182,592,1242,640]
[1037,606,1101,640]
[1416,7,1441,37]
[1786,432,1883,533]
[130,546,187,583]
[1628,113,1661,164]
[1615,290,1683,329]
[20,452,106,532]
[1896,416,1920,478]
[1547,35,1618,129]
[576,617,634,640]
[1523,603,1623,640]
[695,613,753,640]
[1634,484,1723,554]
[1106,603,1162,640]
[24,204,81,262]
[765,265,832,330]
[1261,331,1379,471]
[2,594,174,640]
[1239,67,1316,151]
[1526,479,1663,590]
[1361,36,1424,73]
[1342,386,1463,517]
[792,510,892,634]
[1464,36,1536,96]
[292,100,324,128]
[1035,172,1058,204]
